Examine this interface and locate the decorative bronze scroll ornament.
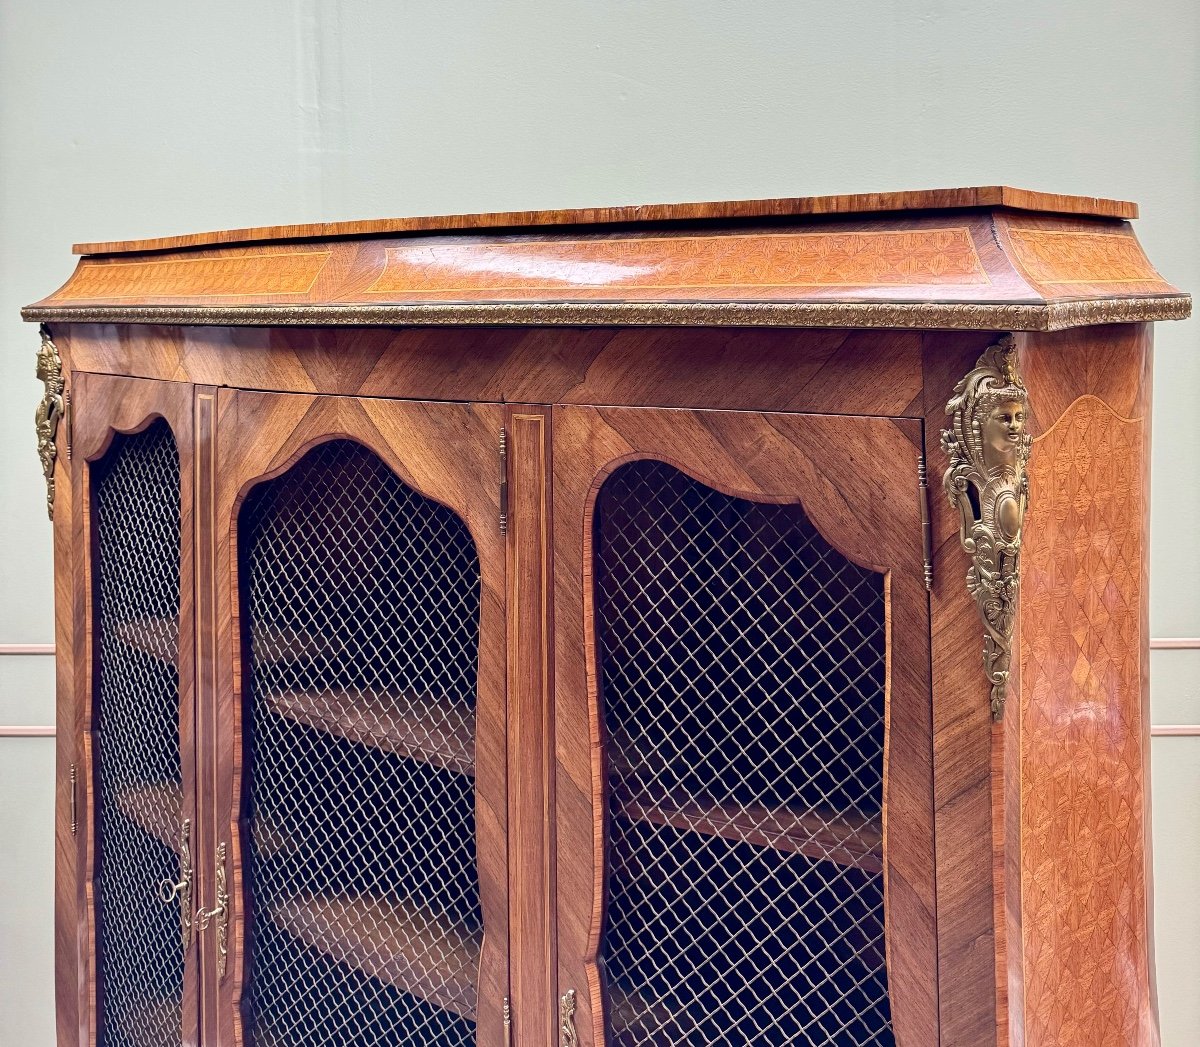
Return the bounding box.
[197,841,230,977]
[942,334,1031,720]
[560,989,579,1047]
[34,324,65,520]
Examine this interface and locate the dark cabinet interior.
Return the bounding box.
[593,459,892,1046]
[239,439,484,1047]
[91,421,188,1047]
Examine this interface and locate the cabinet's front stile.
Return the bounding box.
[73,373,201,1047]
[193,386,222,1047]
[920,332,1009,1045]
[504,407,557,1047]
[210,390,509,1047]
[56,349,82,1047]
[553,405,938,1047]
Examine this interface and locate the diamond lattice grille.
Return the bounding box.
[241,440,482,1047]
[93,420,186,1047]
[594,460,892,1046]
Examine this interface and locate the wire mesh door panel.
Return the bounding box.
[596,461,889,1045]
[553,406,937,1047]
[85,397,197,1047]
[220,392,509,1047]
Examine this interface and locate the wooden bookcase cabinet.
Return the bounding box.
[28,188,1189,1047]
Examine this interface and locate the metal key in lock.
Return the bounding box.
[157,818,193,949]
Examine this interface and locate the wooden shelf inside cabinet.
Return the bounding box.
[268,891,480,1020]
[116,996,182,1047]
[608,983,695,1046]
[113,618,180,663]
[114,782,184,853]
[114,617,341,666]
[115,782,295,858]
[612,784,883,874]
[247,1022,288,1047]
[265,687,476,778]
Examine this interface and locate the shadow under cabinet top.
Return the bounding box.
[23,186,1191,332]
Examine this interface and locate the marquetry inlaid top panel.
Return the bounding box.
[63,251,332,300]
[364,228,990,298]
[1008,229,1155,284]
[24,198,1189,331]
[999,214,1173,299]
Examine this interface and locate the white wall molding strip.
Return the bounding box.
[1151,725,1200,737]
[0,644,55,655]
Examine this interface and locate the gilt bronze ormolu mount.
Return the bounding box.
[34,324,65,520]
[942,334,1031,720]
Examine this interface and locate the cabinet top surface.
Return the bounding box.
[25,187,1190,332]
[72,186,1136,255]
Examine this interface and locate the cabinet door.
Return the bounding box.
[206,391,508,1047]
[554,406,936,1047]
[74,374,200,1047]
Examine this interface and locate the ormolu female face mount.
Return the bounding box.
[942,333,1031,720]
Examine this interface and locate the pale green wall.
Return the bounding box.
[1,1,1196,1044]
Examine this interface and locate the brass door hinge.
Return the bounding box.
[918,451,933,591]
[64,386,73,461]
[69,763,77,836]
[499,427,510,535]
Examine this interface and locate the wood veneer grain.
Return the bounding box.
[71,186,1138,255]
[57,323,928,418]
[921,329,1007,1047]
[506,407,557,1047]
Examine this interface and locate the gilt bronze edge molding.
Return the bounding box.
[34,324,65,521]
[942,333,1031,720]
[20,293,1191,331]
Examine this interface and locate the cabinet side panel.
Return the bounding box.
[1017,325,1158,1046]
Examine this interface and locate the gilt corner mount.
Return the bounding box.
[34,323,65,521]
[942,333,1031,720]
